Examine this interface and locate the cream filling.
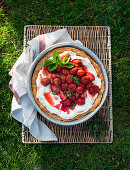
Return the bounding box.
[36,51,101,119]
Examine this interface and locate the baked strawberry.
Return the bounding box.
[68,84,76,93]
[51,74,57,79]
[81,92,87,99]
[63,99,72,106]
[72,59,82,67]
[86,81,92,90]
[60,75,66,83]
[70,67,78,75]
[76,86,84,94]
[60,91,67,101]
[62,69,70,75]
[77,67,83,70]
[50,78,55,84]
[44,66,49,73]
[77,69,85,77]
[76,98,85,105]
[41,78,50,86]
[50,85,60,92]
[86,72,95,81]
[56,65,62,72]
[82,65,88,73]
[75,92,80,99]
[81,76,90,84]
[66,75,73,84]
[61,83,68,91]
[68,95,76,101]
[79,82,85,89]
[54,78,61,85]
[89,84,99,96]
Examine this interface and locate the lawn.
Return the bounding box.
[0,0,129,169]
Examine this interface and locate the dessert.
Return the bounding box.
[32,47,105,121]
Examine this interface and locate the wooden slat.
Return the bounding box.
[22,25,112,144]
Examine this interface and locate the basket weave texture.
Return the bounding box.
[22,25,113,143]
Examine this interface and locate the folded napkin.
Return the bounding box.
[9,28,82,141]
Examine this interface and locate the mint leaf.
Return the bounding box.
[62,55,70,64]
[57,75,61,78]
[48,63,58,71]
[52,90,60,95]
[53,51,60,62]
[58,60,65,67]
[63,91,75,96]
[52,91,58,95]
[44,52,73,70]
[65,62,74,68]
[43,59,54,67]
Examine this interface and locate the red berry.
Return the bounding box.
[50,78,55,84]
[86,72,95,81]
[76,86,84,94]
[50,85,60,92]
[60,75,66,83]
[61,83,68,91]
[75,92,80,99]
[70,67,78,75]
[68,84,76,93]
[51,74,57,79]
[63,99,72,106]
[77,67,83,70]
[68,95,76,101]
[81,76,90,84]
[76,98,85,105]
[62,69,70,75]
[41,78,50,86]
[66,75,73,84]
[86,81,92,90]
[81,92,87,99]
[79,82,85,89]
[72,59,82,67]
[89,84,99,96]
[60,91,67,101]
[56,65,62,72]
[82,65,88,73]
[54,78,61,85]
[77,69,85,77]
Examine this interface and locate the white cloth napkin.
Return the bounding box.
[9,28,82,141]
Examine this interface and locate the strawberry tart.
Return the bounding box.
[32,47,105,121]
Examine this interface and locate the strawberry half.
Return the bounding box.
[76,98,85,105]
[81,92,87,99]
[86,81,92,90]
[89,84,99,96]
[61,83,68,91]
[81,76,90,84]
[77,69,85,77]
[86,72,95,81]
[50,85,60,93]
[60,91,67,101]
[63,99,72,106]
[72,59,82,67]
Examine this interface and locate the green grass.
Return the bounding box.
[0,0,129,169]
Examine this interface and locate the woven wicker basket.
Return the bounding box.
[22,25,113,143]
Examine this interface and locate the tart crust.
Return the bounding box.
[32,47,105,121]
